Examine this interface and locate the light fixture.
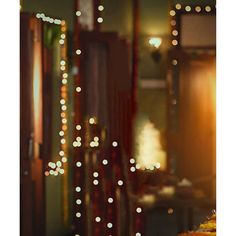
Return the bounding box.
[148,37,162,49]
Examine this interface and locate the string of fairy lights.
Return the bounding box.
[33,4,143,235]
[35,13,69,177]
[169,4,215,47]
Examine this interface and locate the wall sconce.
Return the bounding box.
[148,37,162,62]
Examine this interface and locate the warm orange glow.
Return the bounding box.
[33,21,43,144]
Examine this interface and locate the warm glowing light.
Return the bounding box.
[130,158,135,164]
[172,39,178,46]
[168,208,174,214]
[59,169,64,174]
[45,171,49,176]
[62,157,67,163]
[54,171,58,176]
[76,87,82,93]
[155,162,161,169]
[76,125,82,130]
[60,66,66,71]
[89,118,95,124]
[61,138,66,144]
[102,159,108,165]
[195,6,201,12]
[94,137,99,142]
[76,161,82,167]
[90,141,95,147]
[56,161,62,167]
[76,186,81,192]
[136,207,142,213]
[62,118,67,124]
[130,166,136,172]
[169,10,176,16]
[136,233,141,236]
[107,223,113,228]
[95,217,101,222]
[63,73,68,78]
[59,39,65,45]
[118,180,123,186]
[112,141,118,147]
[205,6,211,12]
[36,13,41,18]
[76,11,82,16]
[108,197,113,203]
[170,20,176,26]
[61,34,66,39]
[62,79,67,84]
[175,4,181,10]
[73,141,78,147]
[76,49,81,55]
[60,99,65,105]
[185,6,191,12]
[60,60,66,66]
[76,199,82,205]
[49,170,54,175]
[97,17,103,23]
[76,137,81,142]
[136,163,141,169]
[76,212,81,218]
[93,172,99,178]
[136,120,167,170]
[49,162,56,169]
[62,105,67,111]
[93,180,99,185]
[148,37,162,49]
[98,5,104,11]
[172,59,178,65]
[172,30,178,36]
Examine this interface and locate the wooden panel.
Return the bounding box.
[178,55,216,198]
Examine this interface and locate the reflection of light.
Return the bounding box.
[148,37,162,49]
[93,180,99,185]
[95,217,101,222]
[118,180,123,186]
[136,233,141,236]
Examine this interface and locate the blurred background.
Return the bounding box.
[20,0,216,235]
